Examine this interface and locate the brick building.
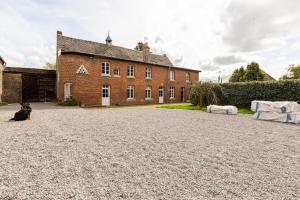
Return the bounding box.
[56,31,200,106]
[0,56,6,101]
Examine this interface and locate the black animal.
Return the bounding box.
[10,103,32,121]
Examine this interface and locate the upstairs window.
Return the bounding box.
[127,65,135,77]
[145,66,152,79]
[102,62,110,75]
[186,72,190,82]
[76,64,88,75]
[145,86,152,99]
[127,85,134,99]
[169,70,175,81]
[169,87,175,99]
[113,68,120,76]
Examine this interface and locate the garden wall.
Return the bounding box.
[221,80,300,107]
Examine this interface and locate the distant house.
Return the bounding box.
[56,31,201,106]
[262,70,276,81]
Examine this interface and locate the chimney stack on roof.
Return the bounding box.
[57,30,62,36]
[143,42,150,62]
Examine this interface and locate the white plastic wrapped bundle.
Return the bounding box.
[254,111,300,124]
[207,105,238,115]
[251,101,300,113]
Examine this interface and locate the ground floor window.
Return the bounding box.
[127,85,134,99]
[145,86,152,99]
[64,82,72,99]
[169,87,175,99]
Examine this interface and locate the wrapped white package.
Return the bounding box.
[251,100,300,113]
[286,112,300,124]
[253,111,300,124]
[207,105,238,115]
[254,111,288,122]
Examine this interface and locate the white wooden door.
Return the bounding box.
[159,87,164,103]
[102,85,110,106]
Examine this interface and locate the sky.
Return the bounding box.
[0,0,299,81]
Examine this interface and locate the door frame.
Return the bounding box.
[101,84,110,106]
[180,87,185,102]
[159,86,164,104]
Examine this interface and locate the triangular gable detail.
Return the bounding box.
[76,65,88,74]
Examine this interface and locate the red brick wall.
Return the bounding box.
[58,54,199,106]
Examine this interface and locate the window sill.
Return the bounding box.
[127,76,135,79]
[145,98,153,101]
[169,80,175,82]
[127,98,136,101]
[101,74,111,77]
[113,75,120,78]
[186,80,191,83]
[169,97,175,100]
[145,77,152,80]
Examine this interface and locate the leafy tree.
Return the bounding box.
[44,62,56,70]
[279,65,300,80]
[229,62,267,82]
[134,42,144,51]
[189,81,223,106]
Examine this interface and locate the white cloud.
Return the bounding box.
[0,0,299,79]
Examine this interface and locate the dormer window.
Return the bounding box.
[76,64,88,75]
[102,62,110,76]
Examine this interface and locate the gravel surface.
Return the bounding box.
[0,103,299,200]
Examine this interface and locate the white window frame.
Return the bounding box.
[102,62,110,76]
[145,86,152,99]
[186,72,190,82]
[169,87,175,99]
[145,66,152,79]
[169,70,175,81]
[127,85,134,99]
[113,68,120,77]
[127,65,135,78]
[64,82,72,100]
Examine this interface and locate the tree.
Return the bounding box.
[44,62,56,70]
[229,62,267,82]
[134,42,144,51]
[279,65,300,80]
[189,81,223,106]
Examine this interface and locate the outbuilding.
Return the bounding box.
[2,67,56,103]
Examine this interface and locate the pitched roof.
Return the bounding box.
[57,33,201,72]
[0,56,5,65]
[262,70,276,81]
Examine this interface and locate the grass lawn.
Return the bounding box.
[0,102,7,107]
[158,104,254,114]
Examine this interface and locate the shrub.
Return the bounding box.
[190,82,224,106]
[221,80,300,107]
[57,98,80,106]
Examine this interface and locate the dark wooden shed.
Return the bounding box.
[2,67,56,103]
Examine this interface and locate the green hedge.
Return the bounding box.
[221,80,300,107]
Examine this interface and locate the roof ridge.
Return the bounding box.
[60,35,167,58]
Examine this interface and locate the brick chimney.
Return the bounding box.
[143,42,150,62]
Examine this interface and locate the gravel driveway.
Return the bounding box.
[0,103,299,199]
